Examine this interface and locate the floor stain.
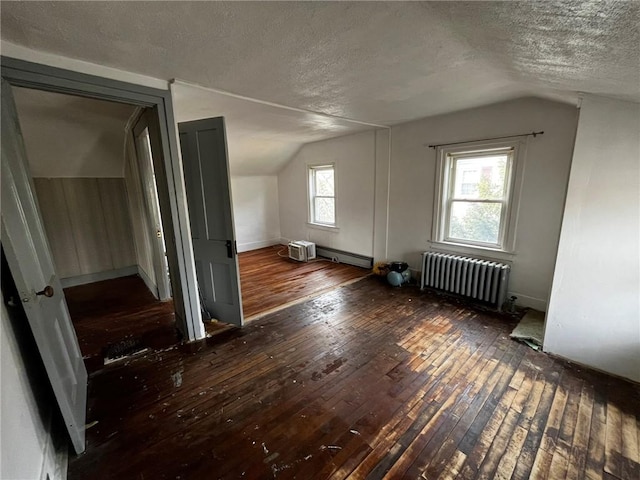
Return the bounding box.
[322,358,346,375]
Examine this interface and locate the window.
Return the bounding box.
[308,164,336,226]
[460,169,479,195]
[434,143,521,251]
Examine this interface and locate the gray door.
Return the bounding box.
[178,117,243,327]
[1,81,87,453]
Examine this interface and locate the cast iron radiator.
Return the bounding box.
[420,252,510,309]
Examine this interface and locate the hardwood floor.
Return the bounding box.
[66,247,366,372]
[68,277,640,479]
[238,245,369,319]
[65,275,179,374]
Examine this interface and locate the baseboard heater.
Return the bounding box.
[420,252,510,310]
[316,245,373,269]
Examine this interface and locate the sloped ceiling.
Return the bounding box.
[172,82,374,175]
[13,87,135,178]
[2,1,638,174]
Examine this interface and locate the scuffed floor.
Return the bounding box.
[69,277,640,479]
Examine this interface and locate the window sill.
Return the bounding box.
[307,222,340,233]
[428,240,515,261]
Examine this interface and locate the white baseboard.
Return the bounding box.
[60,265,138,288]
[508,291,548,312]
[237,238,281,253]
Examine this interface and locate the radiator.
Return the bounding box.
[420,252,510,309]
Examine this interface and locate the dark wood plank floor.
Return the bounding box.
[66,247,366,372]
[238,245,369,319]
[65,275,179,374]
[68,277,640,479]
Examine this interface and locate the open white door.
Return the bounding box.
[133,114,172,301]
[1,81,87,454]
[178,117,244,327]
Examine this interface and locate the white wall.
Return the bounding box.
[373,129,391,261]
[14,86,134,178]
[124,131,159,293]
[2,41,168,90]
[544,95,640,383]
[278,130,378,257]
[231,176,281,252]
[386,97,578,310]
[1,302,66,480]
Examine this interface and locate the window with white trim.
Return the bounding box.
[308,164,336,226]
[434,143,520,251]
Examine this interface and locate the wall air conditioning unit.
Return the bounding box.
[288,241,316,262]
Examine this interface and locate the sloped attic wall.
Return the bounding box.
[545,95,640,383]
[13,87,138,283]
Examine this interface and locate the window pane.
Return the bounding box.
[314,197,335,224]
[448,201,501,244]
[315,169,334,196]
[453,155,507,200]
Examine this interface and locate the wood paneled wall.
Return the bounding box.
[34,178,136,279]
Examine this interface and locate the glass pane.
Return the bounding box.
[314,197,335,224]
[448,201,501,244]
[453,155,507,200]
[314,169,334,196]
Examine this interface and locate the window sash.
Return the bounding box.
[441,148,514,249]
[312,168,335,195]
[313,197,335,225]
[448,151,512,201]
[447,198,507,204]
[444,199,507,247]
[308,165,336,226]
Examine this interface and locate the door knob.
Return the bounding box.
[36,286,54,297]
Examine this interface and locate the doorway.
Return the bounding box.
[170,82,371,324]
[1,56,240,453]
[12,86,179,373]
[1,56,203,341]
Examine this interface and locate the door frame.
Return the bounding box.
[1,56,204,341]
[132,111,173,301]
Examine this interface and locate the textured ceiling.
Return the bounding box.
[172,82,373,175]
[2,1,638,173]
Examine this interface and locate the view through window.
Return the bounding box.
[308,165,336,226]
[437,147,515,249]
